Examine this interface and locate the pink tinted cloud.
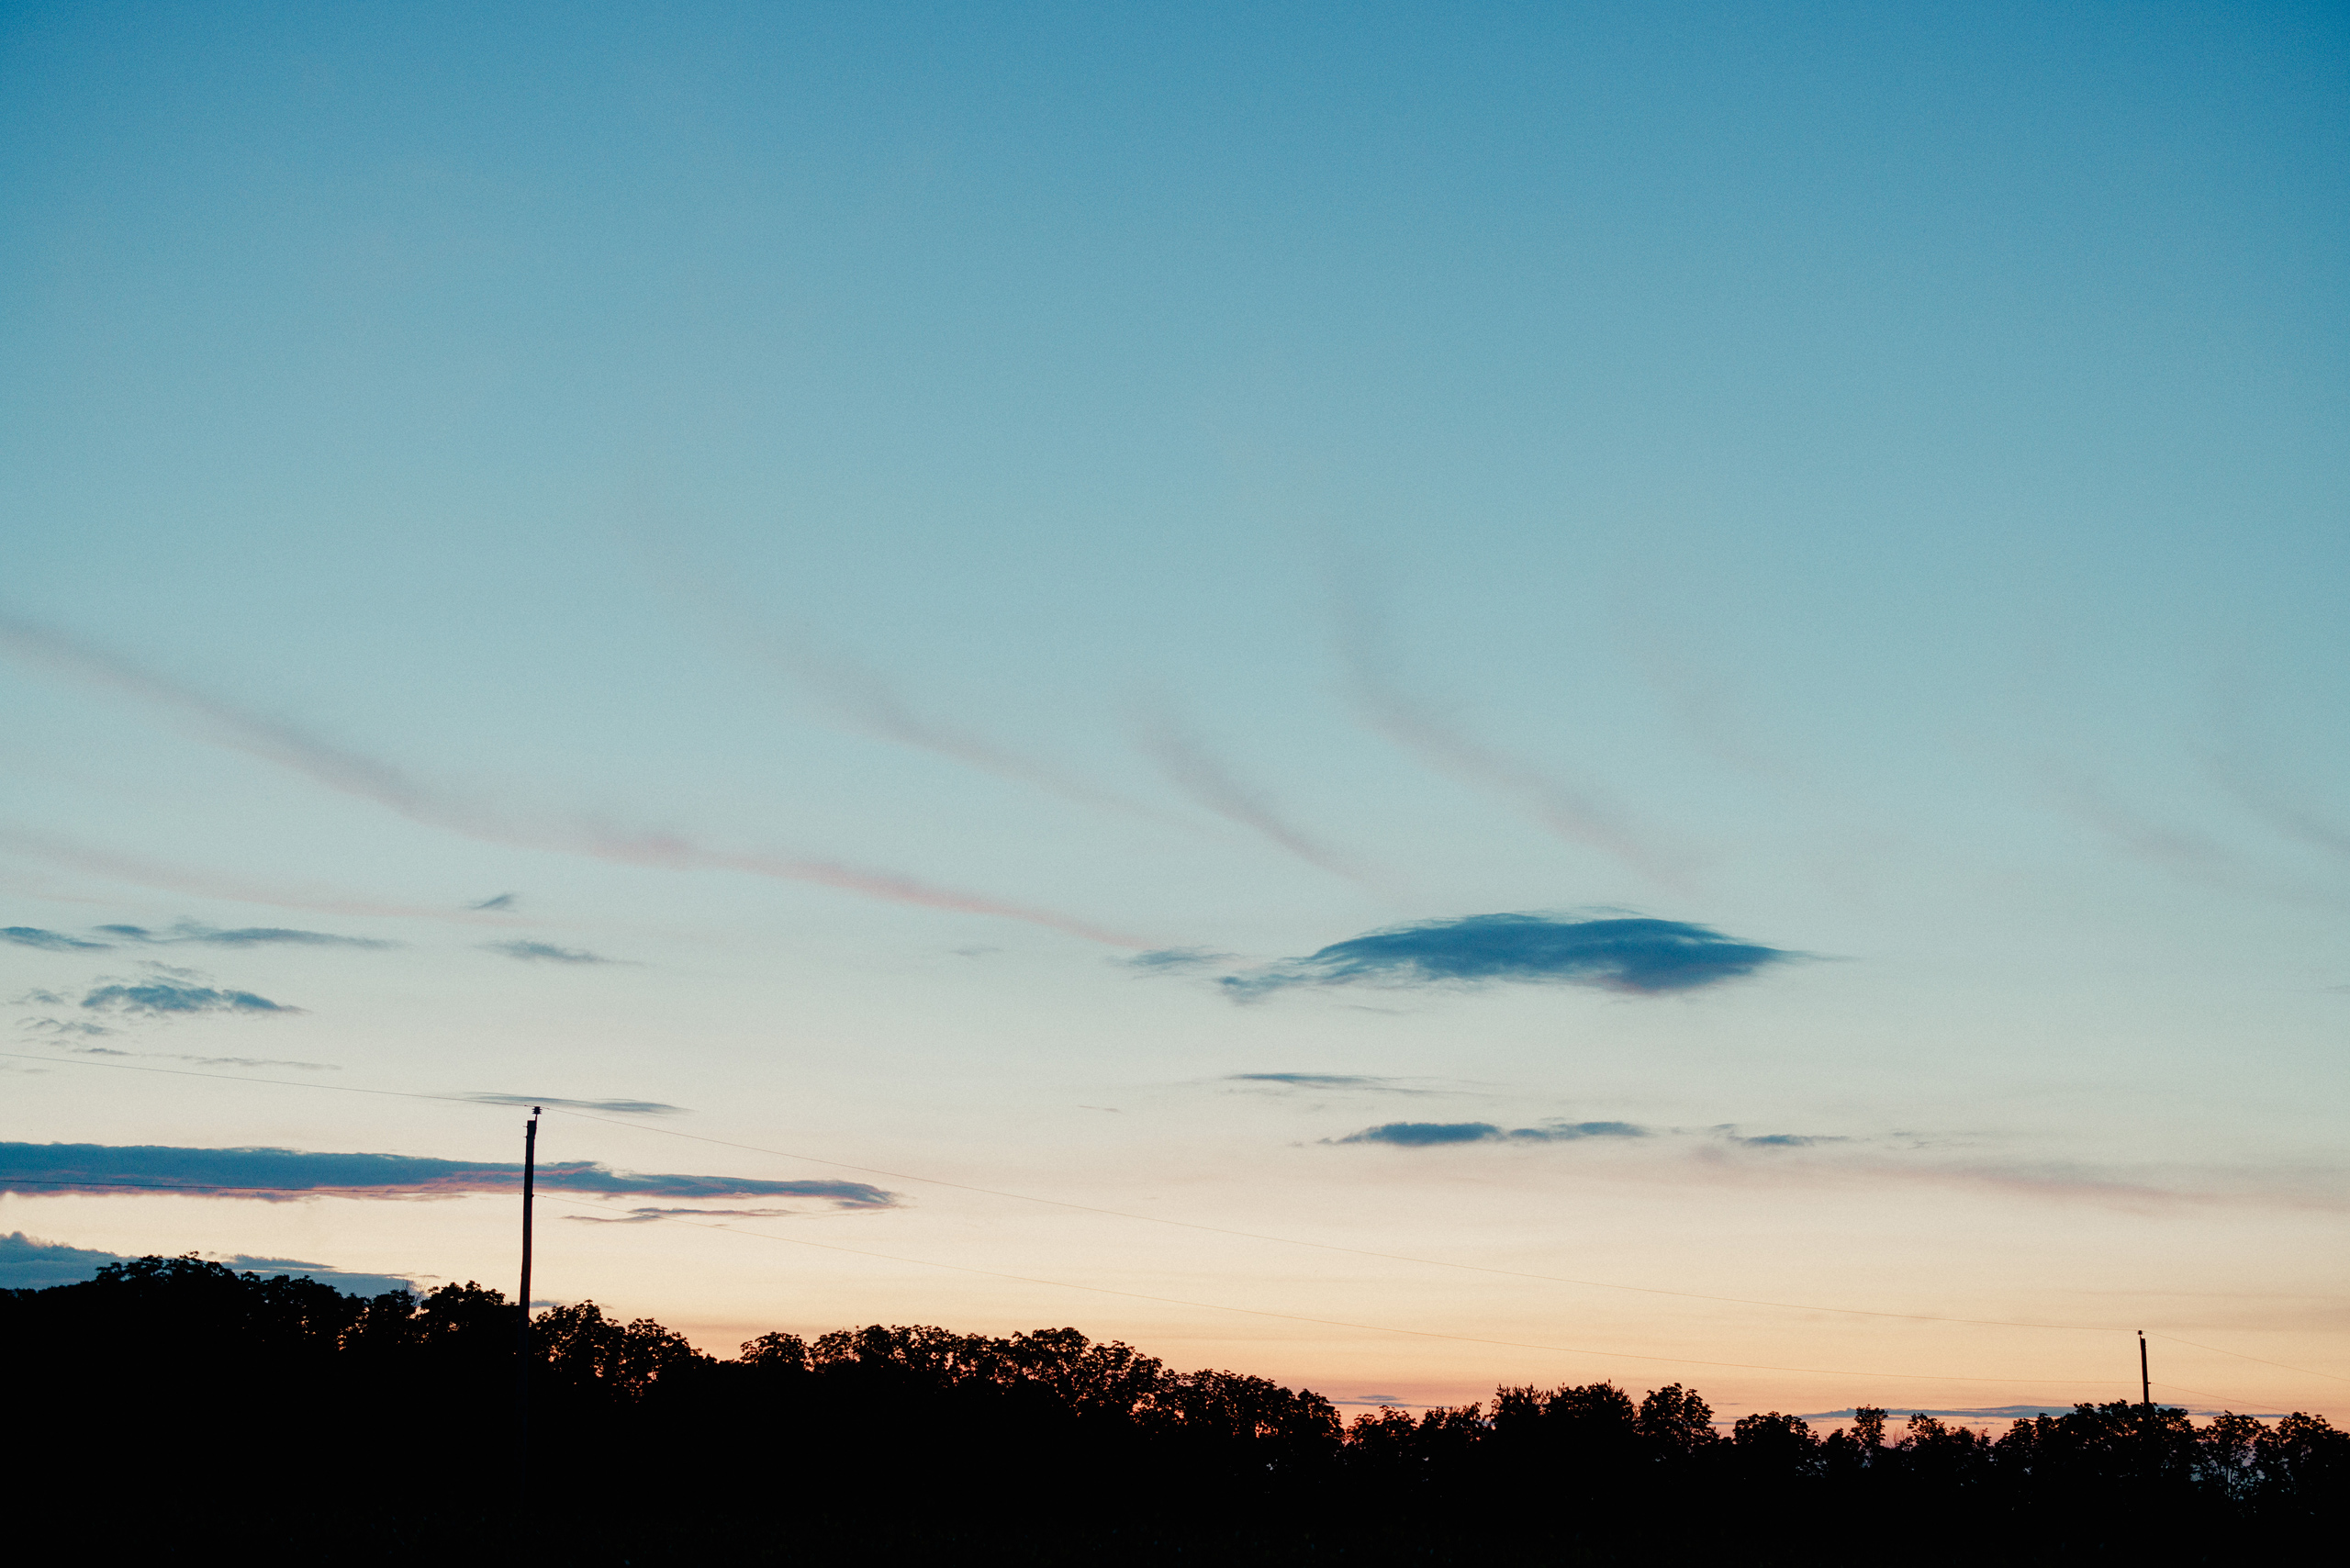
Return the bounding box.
[0,614,1147,946]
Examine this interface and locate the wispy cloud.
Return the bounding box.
[92,922,394,949]
[480,939,624,965]
[469,893,520,912]
[2204,748,2350,868]
[0,826,517,924]
[681,587,1192,828]
[2034,763,2347,912]
[0,1141,901,1205]
[1516,1120,1650,1141]
[1332,1119,1651,1147]
[0,613,1146,946]
[1215,913,1796,1000]
[1717,1127,1841,1148]
[1122,946,1233,972]
[0,1231,418,1294]
[1132,699,1363,879]
[1333,590,1688,885]
[2,926,110,951]
[459,1094,687,1115]
[78,981,301,1018]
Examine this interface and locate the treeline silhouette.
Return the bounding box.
[8,1256,2343,1563]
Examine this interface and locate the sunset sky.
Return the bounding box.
[4,2,2346,1424]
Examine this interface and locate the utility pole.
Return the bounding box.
[517,1106,540,1492]
[2139,1330,2150,1411]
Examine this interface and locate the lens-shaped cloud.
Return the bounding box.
[1220,913,1795,999]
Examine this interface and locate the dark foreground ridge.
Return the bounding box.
[9,1256,2342,1563]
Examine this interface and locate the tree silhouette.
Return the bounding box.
[6,1257,2344,1562]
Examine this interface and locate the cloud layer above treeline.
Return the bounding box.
[0,1230,420,1295]
[0,1142,898,1207]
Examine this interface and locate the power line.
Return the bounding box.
[0,1049,504,1107]
[2147,1332,2350,1388]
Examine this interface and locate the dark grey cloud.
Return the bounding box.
[1333,1119,1651,1147]
[95,923,394,949]
[460,1093,687,1115]
[78,981,300,1018]
[2,926,110,951]
[481,939,622,965]
[0,1141,900,1206]
[1219,913,1795,999]
[0,1231,419,1295]
[470,893,520,911]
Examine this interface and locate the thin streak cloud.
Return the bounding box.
[673,579,1192,829]
[480,939,625,965]
[2204,751,2350,867]
[3,927,111,951]
[95,923,395,949]
[0,614,1146,947]
[778,640,1183,824]
[1132,699,1364,879]
[2034,763,2346,911]
[1333,592,1688,886]
[458,1094,687,1115]
[0,826,515,924]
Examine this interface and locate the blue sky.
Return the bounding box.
[3,2,2345,1417]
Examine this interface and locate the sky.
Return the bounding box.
[2,1,2345,1424]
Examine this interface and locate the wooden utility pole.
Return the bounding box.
[518,1107,541,1488]
[2139,1330,2150,1409]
